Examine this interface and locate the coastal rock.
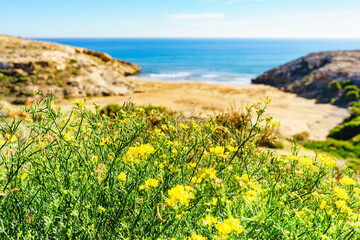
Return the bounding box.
[0,35,141,99]
[252,51,360,101]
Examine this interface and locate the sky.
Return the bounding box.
[1,0,360,38]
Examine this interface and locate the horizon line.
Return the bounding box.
[29,36,360,40]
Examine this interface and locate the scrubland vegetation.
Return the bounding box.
[304,101,360,170]
[0,93,360,239]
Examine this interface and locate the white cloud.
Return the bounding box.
[169,13,226,20]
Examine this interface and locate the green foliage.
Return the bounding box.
[341,79,354,88]
[350,102,360,118]
[345,90,360,103]
[100,103,122,115]
[11,98,27,105]
[101,104,167,117]
[142,104,167,115]
[0,94,359,239]
[303,139,360,159]
[328,80,342,95]
[328,116,360,140]
[344,85,360,94]
[346,158,360,171]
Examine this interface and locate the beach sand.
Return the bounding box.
[59,80,349,140]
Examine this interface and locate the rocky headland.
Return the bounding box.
[0,35,140,101]
[252,51,360,104]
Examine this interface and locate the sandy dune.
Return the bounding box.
[59,80,349,140]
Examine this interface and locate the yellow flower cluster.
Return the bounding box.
[117,172,126,181]
[209,146,225,157]
[318,155,337,168]
[339,176,357,186]
[201,215,218,226]
[165,185,195,207]
[62,132,74,142]
[335,200,353,215]
[5,133,17,143]
[215,217,243,236]
[75,98,86,110]
[139,178,159,190]
[334,187,349,200]
[193,167,217,184]
[189,233,207,240]
[122,144,155,164]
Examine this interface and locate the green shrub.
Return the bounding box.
[142,104,167,115]
[292,131,310,141]
[345,90,360,103]
[341,79,354,87]
[328,116,360,140]
[303,139,360,159]
[346,158,360,171]
[328,80,342,94]
[11,98,27,105]
[100,103,122,115]
[350,102,360,117]
[0,94,359,239]
[344,85,360,93]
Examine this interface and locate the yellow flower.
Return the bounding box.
[241,174,250,183]
[194,168,218,183]
[165,185,195,207]
[140,178,159,191]
[318,155,337,167]
[298,156,312,167]
[215,217,243,236]
[122,144,155,164]
[189,233,207,240]
[295,210,305,217]
[319,201,326,209]
[20,172,28,181]
[226,145,237,152]
[145,178,159,189]
[201,215,218,226]
[339,176,357,186]
[5,133,17,143]
[334,187,349,200]
[97,205,106,213]
[209,146,225,157]
[117,172,126,181]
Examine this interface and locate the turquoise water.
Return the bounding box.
[37,38,360,85]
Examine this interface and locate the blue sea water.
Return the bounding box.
[36,38,360,85]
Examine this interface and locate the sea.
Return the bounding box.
[36,38,360,85]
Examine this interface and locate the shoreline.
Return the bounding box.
[58,79,349,141]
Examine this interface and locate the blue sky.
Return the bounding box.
[1,0,360,38]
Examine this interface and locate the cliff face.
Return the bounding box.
[0,35,140,99]
[252,51,360,101]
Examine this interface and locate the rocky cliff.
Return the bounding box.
[0,35,140,100]
[252,51,360,103]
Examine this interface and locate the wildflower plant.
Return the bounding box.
[0,93,359,239]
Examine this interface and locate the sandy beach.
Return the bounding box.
[59,80,348,140]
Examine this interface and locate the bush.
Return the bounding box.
[328,80,342,95]
[0,94,360,239]
[344,85,360,94]
[345,90,360,103]
[303,139,360,159]
[293,131,310,141]
[328,116,360,140]
[11,98,27,105]
[350,102,360,118]
[100,103,122,115]
[341,79,354,87]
